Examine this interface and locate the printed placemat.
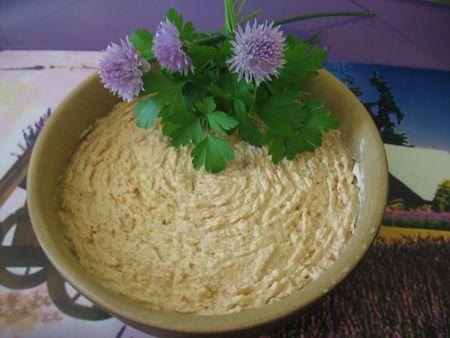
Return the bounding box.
[0,51,448,338]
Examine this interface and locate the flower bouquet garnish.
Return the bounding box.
[99,1,372,172]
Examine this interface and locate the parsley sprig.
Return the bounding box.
[126,5,371,172]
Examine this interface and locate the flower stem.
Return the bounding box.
[224,0,236,33]
[195,10,373,46]
[143,10,373,68]
[274,11,374,26]
[189,61,210,80]
[236,0,248,20]
[263,81,274,95]
[305,31,322,44]
[195,34,228,45]
[237,8,262,25]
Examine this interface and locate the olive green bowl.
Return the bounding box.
[28,70,388,337]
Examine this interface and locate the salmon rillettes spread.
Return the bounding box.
[59,102,359,315]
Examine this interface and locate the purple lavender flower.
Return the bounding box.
[153,20,194,76]
[99,37,147,102]
[228,21,286,84]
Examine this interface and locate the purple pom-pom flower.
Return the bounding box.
[153,20,194,76]
[228,21,286,84]
[99,37,148,102]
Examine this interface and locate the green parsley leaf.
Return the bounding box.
[192,134,235,173]
[135,98,160,128]
[166,8,183,31]
[171,111,203,147]
[212,72,233,100]
[298,98,338,147]
[233,76,254,107]
[249,84,270,117]
[234,98,262,146]
[156,95,202,147]
[305,99,339,130]
[195,32,213,40]
[208,83,232,101]
[141,71,185,104]
[213,73,254,107]
[236,115,263,147]
[140,70,192,140]
[220,40,233,58]
[285,137,299,160]
[233,98,246,115]
[188,70,212,87]
[183,83,208,110]
[274,72,300,89]
[180,22,196,41]
[187,44,221,67]
[211,40,233,66]
[285,34,304,49]
[194,96,216,115]
[263,131,285,164]
[207,111,239,135]
[129,29,154,60]
[262,90,304,110]
[260,94,338,164]
[258,90,309,136]
[157,89,186,127]
[160,107,179,136]
[282,40,327,78]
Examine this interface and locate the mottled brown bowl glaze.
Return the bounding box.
[28,70,388,337]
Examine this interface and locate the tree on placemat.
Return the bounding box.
[341,69,363,98]
[365,72,408,146]
[339,66,409,146]
[433,179,450,212]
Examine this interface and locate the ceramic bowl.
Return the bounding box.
[28,70,388,337]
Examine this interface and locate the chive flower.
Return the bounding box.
[99,37,147,102]
[228,21,286,84]
[153,20,194,76]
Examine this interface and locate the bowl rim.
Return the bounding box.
[28,71,388,335]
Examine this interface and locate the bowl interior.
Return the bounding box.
[28,71,388,335]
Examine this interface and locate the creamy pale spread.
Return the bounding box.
[60,102,359,315]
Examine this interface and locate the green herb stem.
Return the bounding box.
[195,34,228,45]
[195,10,372,46]
[237,8,263,25]
[224,0,236,33]
[274,11,374,26]
[189,61,210,81]
[235,0,248,21]
[263,81,274,95]
[305,31,323,44]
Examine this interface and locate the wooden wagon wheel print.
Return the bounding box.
[0,111,110,321]
[0,205,48,289]
[46,265,111,320]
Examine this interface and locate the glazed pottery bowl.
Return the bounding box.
[28,70,388,337]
